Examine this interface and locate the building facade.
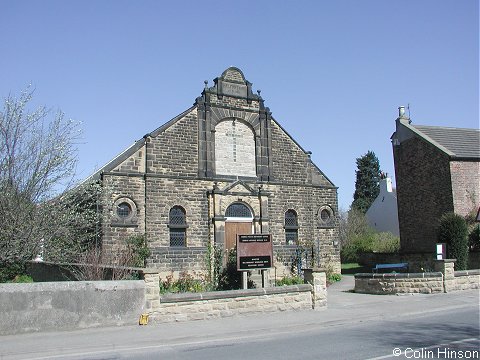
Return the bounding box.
[391,107,480,253]
[90,67,340,276]
[365,176,399,236]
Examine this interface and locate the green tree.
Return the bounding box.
[438,213,469,271]
[339,208,400,263]
[351,150,381,213]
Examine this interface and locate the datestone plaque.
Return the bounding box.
[222,82,247,98]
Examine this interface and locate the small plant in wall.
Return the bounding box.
[275,275,304,286]
[325,262,341,285]
[204,241,222,290]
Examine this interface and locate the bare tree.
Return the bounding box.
[0,87,82,272]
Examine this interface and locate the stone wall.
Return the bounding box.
[354,272,444,295]
[153,286,313,322]
[0,269,327,334]
[147,108,199,177]
[0,280,145,335]
[451,270,480,291]
[144,269,327,323]
[354,260,480,294]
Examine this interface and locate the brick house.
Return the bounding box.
[391,106,480,253]
[88,67,340,276]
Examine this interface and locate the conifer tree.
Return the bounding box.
[351,150,381,213]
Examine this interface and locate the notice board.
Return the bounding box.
[236,234,273,270]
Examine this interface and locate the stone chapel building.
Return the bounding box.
[89,67,340,276]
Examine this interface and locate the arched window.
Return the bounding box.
[284,209,298,245]
[169,206,187,247]
[225,203,252,218]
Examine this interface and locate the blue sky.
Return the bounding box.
[1,0,478,210]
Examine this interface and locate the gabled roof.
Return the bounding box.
[83,106,196,182]
[397,118,480,160]
[412,125,480,159]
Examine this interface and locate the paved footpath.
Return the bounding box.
[0,276,478,360]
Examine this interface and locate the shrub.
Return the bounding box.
[371,232,400,253]
[341,231,400,263]
[438,213,469,270]
[276,275,303,286]
[217,248,255,290]
[468,224,480,251]
[340,242,359,263]
[340,232,375,263]
[0,262,27,283]
[125,234,151,267]
[159,271,206,294]
[327,273,342,284]
[325,262,341,285]
[10,274,33,283]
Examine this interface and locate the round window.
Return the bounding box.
[117,202,132,218]
[320,209,331,222]
[318,205,334,227]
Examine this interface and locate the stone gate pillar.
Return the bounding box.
[434,259,456,292]
[143,269,160,315]
[311,269,327,309]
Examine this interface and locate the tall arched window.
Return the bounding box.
[284,209,298,245]
[169,206,187,247]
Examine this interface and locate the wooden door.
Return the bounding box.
[225,222,252,252]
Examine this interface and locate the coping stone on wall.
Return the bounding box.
[160,284,313,303]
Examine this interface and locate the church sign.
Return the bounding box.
[236,234,273,270]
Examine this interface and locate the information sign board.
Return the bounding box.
[236,234,273,270]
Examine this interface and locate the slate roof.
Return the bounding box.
[411,124,480,159]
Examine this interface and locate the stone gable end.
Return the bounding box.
[94,67,340,277]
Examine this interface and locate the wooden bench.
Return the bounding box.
[373,263,409,273]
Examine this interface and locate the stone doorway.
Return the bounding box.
[224,202,254,261]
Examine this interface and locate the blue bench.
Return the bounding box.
[373,263,409,273]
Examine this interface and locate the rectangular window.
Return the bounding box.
[170,230,186,247]
[285,229,298,245]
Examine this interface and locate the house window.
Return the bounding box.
[284,209,298,245]
[169,206,187,247]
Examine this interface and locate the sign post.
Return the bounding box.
[436,243,446,260]
[237,234,273,289]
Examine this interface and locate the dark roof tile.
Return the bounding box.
[412,125,480,159]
